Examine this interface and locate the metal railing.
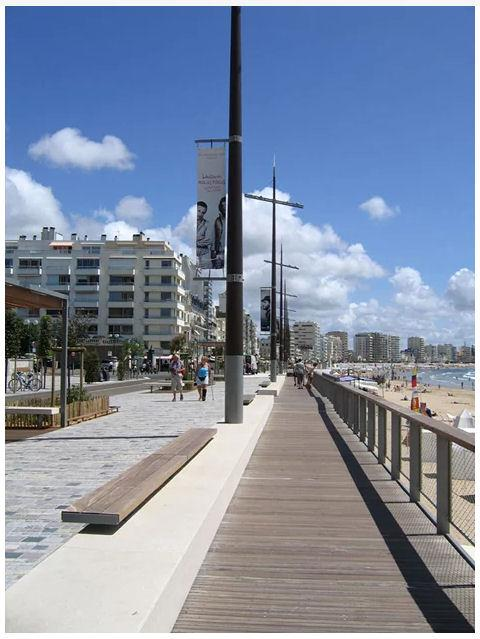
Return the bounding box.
[313,372,475,550]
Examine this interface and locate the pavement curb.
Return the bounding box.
[5,377,285,633]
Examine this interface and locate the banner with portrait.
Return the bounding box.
[196,147,226,270]
[260,287,271,333]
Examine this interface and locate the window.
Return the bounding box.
[108,324,133,335]
[82,246,101,254]
[160,341,170,349]
[19,259,42,269]
[161,307,172,318]
[5,258,13,268]
[108,308,133,318]
[109,291,134,302]
[6,246,17,254]
[77,258,99,269]
[46,274,70,286]
[161,276,171,284]
[161,291,172,301]
[86,324,98,334]
[53,246,72,254]
[46,309,61,317]
[144,292,149,302]
[76,275,99,286]
[110,275,134,285]
[161,260,171,268]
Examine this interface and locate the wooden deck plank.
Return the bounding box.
[173,385,474,633]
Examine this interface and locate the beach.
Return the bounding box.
[382,384,475,422]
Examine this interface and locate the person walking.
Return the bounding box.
[196,356,210,401]
[294,358,305,389]
[170,353,185,401]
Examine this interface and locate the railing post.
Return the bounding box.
[436,435,451,534]
[409,420,421,502]
[359,396,366,442]
[391,413,401,480]
[353,394,359,435]
[377,406,386,464]
[367,400,375,452]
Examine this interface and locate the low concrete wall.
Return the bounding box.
[6,377,285,633]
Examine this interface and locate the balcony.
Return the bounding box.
[108,284,135,291]
[76,267,101,275]
[17,267,42,276]
[73,299,99,307]
[74,283,100,291]
[108,301,135,307]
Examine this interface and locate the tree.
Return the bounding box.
[84,349,100,383]
[170,334,186,354]
[5,310,23,392]
[20,321,39,356]
[5,310,23,359]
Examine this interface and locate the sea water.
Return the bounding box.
[417,366,475,389]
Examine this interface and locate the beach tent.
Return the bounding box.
[453,409,475,431]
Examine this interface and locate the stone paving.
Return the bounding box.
[5,376,267,589]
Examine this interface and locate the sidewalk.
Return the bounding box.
[5,375,267,589]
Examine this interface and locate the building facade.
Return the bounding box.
[6,228,192,354]
[407,336,426,362]
[354,332,401,362]
[291,321,321,359]
[325,331,348,361]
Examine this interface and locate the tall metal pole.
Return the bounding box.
[60,299,68,428]
[225,6,244,423]
[270,161,277,382]
[279,244,283,374]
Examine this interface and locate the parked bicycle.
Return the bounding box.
[8,370,43,393]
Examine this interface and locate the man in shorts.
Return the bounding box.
[169,353,184,401]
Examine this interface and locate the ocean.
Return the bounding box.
[416,367,475,389]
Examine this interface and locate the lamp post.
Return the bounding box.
[225,6,244,424]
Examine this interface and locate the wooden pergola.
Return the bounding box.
[5,280,69,427]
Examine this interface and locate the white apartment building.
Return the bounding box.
[291,321,321,359]
[326,331,348,361]
[6,227,191,354]
[354,332,401,362]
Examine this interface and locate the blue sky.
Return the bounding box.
[5,5,475,345]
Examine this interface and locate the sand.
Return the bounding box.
[382,385,475,422]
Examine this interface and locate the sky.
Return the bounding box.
[5,5,475,347]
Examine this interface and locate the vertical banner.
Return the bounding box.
[260,288,271,332]
[196,147,226,270]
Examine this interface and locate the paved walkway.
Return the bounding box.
[173,382,474,632]
[5,375,267,589]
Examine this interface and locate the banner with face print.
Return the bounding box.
[260,288,271,332]
[196,147,226,269]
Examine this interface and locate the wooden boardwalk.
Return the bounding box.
[173,382,474,633]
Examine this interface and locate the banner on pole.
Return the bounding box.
[260,288,271,332]
[196,147,226,270]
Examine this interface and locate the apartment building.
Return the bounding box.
[354,332,401,362]
[325,331,348,360]
[6,227,191,354]
[291,321,321,359]
[407,336,426,362]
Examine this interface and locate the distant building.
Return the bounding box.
[437,344,457,363]
[457,345,475,363]
[291,321,321,359]
[326,331,348,361]
[354,332,400,362]
[407,336,426,362]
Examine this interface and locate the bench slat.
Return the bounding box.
[5,407,59,415]
[62,428,216,526]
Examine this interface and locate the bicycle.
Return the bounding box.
[8,371,42,393]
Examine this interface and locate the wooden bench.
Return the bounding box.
[61,428,217,526]
[259,380,271,388]
[5,406,59,428]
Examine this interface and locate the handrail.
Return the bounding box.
[326,377,474,451]
[313,370,475,549]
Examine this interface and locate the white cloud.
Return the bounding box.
[445,268,475,311]
[114,196,153,224]
[389,266,439,312]
[359,196,398,220]
[5,168,69,238]
[28,127,135,170]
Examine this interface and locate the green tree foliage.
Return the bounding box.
[20,321,40,356]
[170,333,186,354]
[117,358,126,381]
[5,309,23,358]
[84,349,100,383]
[122,338,144,359]
[37,315,54,360]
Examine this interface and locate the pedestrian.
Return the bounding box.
[169,353,185,402]
[196,356,210,401]
[305,361,314,390]
[294,358,305,389]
